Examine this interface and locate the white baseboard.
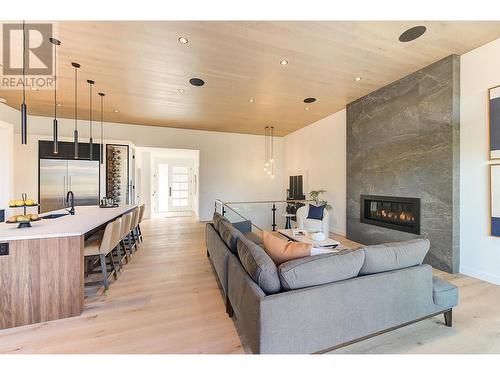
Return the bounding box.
[460,265,500,286]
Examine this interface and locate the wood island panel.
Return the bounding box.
[0,235,84,329]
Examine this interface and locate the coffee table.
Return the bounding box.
[278,228,341,248]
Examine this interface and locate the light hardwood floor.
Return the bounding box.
[0,216,499,354]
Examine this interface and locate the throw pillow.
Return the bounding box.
[307,204,325,220]
[232,220,252,234]
[262,231,312,266]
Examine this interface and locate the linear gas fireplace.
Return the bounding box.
[360,195,421,235]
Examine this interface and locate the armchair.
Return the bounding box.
[296,205,329,234]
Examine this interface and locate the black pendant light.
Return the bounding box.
[98,92,105,164]
[49,37,61,154]
[20,20,27,145]
[87,79,95,160]
[71,62,81,158]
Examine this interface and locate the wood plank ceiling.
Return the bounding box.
[1,21,500,136]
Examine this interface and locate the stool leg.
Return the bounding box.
[100,254,109,292]
[138,224,143,242]
[108,252,118,280]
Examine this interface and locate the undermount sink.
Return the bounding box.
[42,213,70,219]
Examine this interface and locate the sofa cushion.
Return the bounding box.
[307,204,325,220]
[262,231,312,266]
[278,250,365,290]
[432,276,458,307]
[213,212,229,234]
[359,239,430,275]
[237,236,281,294]
[244,231,263,245]
[219,220,244,255]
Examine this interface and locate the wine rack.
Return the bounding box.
[106,144,129,205]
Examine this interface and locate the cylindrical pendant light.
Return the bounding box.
[71,62,81,158]
[20,20,27,145]
[49,37,61,154]
[98,92,105,164]
[87,80,95,160]
[270,126,275,179]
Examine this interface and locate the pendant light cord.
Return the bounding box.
[100,95,103,141]
[53,40,57,119]
[22,20,26,104]
[89,83,92,138]
[74,67,78,132]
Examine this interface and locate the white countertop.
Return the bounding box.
[0,205,137,241]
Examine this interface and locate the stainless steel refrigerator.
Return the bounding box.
[40,159,100,213]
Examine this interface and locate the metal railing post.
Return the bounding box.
[272,202,276,231]
[222,206,226,216]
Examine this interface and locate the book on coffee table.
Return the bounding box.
[278,229,341,248]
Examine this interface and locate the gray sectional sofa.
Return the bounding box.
[206,212,458,354]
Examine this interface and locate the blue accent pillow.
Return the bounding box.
[307,205,325,220]
[232,220,252,234]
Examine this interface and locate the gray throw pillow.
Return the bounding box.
[278,250,365,290]
[359,239,430,275]
[212,212,229,234]
[237,236,281,294]
[219,220,244,255]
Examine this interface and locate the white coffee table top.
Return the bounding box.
[278,229,341,248]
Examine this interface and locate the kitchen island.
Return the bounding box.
[0,205,136,330]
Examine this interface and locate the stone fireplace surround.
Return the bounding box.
[346,55,460,273]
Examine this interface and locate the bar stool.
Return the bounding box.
[130,207,141,251]
[84,219,121,293]
[137,204,145,242]
[120,212,134,260]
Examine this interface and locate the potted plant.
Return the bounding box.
[309,190,331,210]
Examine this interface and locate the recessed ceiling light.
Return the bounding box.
[57,103,62,107]
[399,26,426,42]
[304,97,316,104]
[280,60,288,65]
[113,109,119,113]
[178,36,188,44]
[249,99,254,102]
[178,89,185,93]
[305,107,309,110]
[31,87,39,91]
[189,78,205,87]
[355,77,362,82]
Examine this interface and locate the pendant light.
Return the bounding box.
[98,92,105,164]
[270,126,275,179]
[20,20,27,145]
[49,37,61,154]
[71,62,81,158]
[263,126,275,178]
[87,80,95,160]
[264,126,268,172]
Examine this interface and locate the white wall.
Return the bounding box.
[460,37,500,284]
[283,109,346,235]
[0,104,284,222]
[0,120,14,220]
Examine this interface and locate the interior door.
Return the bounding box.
[169,165,192,212]
[39,159,68,213]
[68,160,100,207]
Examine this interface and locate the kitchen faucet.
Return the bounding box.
[66,190,75,215]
